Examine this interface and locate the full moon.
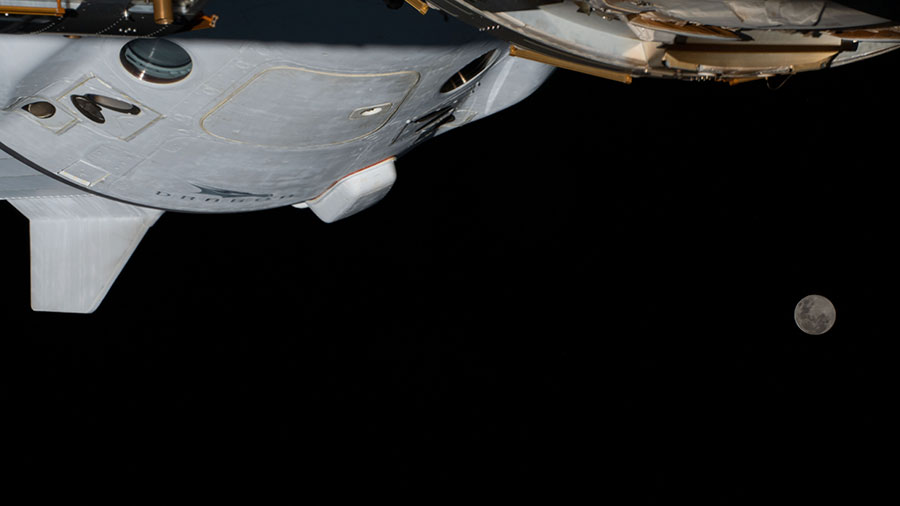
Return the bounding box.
[794,295,836,335]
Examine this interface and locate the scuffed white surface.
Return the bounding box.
[482,55,554,117]
[0,31,545,213]
[726,0,825,26]
[1,153,86,199]
[9,195,162,313]
[613,0,887,28]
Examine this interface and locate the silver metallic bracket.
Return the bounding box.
[8,195,163,314]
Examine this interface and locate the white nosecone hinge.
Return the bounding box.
[9,195,163,314]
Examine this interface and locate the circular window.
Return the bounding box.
[120,38,193,84]
[440,50,497,93]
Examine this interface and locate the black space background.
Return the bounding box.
[1,47,897,498]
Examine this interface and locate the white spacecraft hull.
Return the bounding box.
[0,2,553,312]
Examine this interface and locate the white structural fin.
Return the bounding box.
[8,196,163,314]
